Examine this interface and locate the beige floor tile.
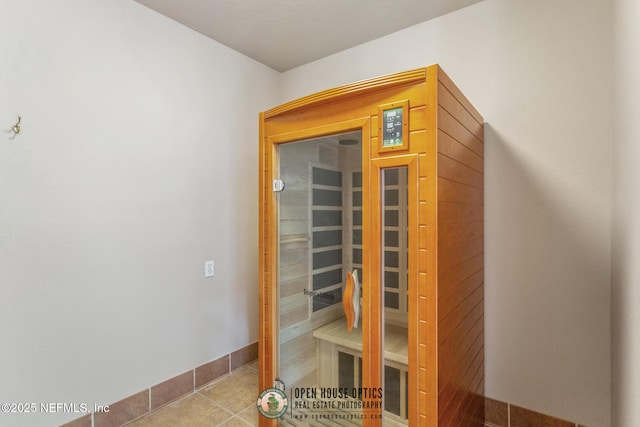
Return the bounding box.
[126,363,261,426]
[219,416,253,426]
[237,404,259,426]
[199,366,259,413]
[126,393,233,426]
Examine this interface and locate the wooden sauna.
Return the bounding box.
[258,65,484,426]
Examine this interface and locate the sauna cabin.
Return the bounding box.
[258,65,484,426]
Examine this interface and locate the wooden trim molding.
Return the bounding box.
[264,69,426,119]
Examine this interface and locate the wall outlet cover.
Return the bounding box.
[205,260,215,278]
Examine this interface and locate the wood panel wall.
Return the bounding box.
[435,67,485,427]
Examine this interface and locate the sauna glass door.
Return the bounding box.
[276,130,365,424]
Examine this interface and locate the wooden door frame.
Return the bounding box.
[258,117,374,426]
[369,155,419,427]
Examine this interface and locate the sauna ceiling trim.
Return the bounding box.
[133,0,484,72]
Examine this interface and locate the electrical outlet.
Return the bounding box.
[205,260,215,278]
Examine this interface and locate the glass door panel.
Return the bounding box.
[276,130,364,425]
[381,167,409,426]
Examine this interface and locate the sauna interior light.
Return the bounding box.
[339,138,358,145]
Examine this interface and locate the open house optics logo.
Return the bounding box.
[256,387,288,419]
[257,383,384,422]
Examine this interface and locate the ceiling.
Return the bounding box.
[133,0,483,72]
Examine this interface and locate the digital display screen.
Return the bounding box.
[382,107,403,147]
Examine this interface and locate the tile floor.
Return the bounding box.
[126,362,259,426]
[122,361,584,427]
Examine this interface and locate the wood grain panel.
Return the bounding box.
[438,177,484,205]
[467,377,485,427]
[465,391,485,427]
[409,129,428,155]
[438,130,483,173]
[438,106,483,158]
[419,248,429,274]
[437,81,483,141]
[419,343,428,369]
[438,292,483,355]
[439,349,484,427]
[438,201,484,225]
[439,324,483,382]
[436,65,484,427]
[419,200,429,229]
[418,153,429,177]
[440,374,484,427]
[438,226,484,274]
[419,176,429,202]
[419,295,429,326]
[419,272,428,298]
[365,155,384,427]
[438,153,484,189]
[438,220,484,251]
[438,235,484,274]
[437,67,483,126]
[419,225,428,250]
[438,326,484,418]
[437,253,483,289]
[438,288,484,346]
[439,342,484,407]
[409,106,427,132]
[419,389,428,416]
[437,300,484,424]
[438,270,484,322]
[370,114,379,138]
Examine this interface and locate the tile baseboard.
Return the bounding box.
[59,342,258,427]
[62,353,589,427]
[485,396,590,427]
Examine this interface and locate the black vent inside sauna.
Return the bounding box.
[351,171,363,286]
[311,166,343,312]
[382,167,408,317]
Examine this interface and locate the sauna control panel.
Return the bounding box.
[382,107,403,147]
[378,100,409,153]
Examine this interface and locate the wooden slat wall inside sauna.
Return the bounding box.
[436,68,485,427]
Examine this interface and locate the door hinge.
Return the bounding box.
[272,179,285,192]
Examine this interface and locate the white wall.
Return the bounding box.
[612,0,640,425]
[0,1,280,426]
[0,1,620,426]
[281,1,612,426]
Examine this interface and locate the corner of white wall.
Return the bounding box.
[612,0,640,425]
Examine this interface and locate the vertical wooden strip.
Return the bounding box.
[258,114,277,427]
[362,118,380,427]
[423,64,440,424]
[257,112,268,393]
[407,156,420,427]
